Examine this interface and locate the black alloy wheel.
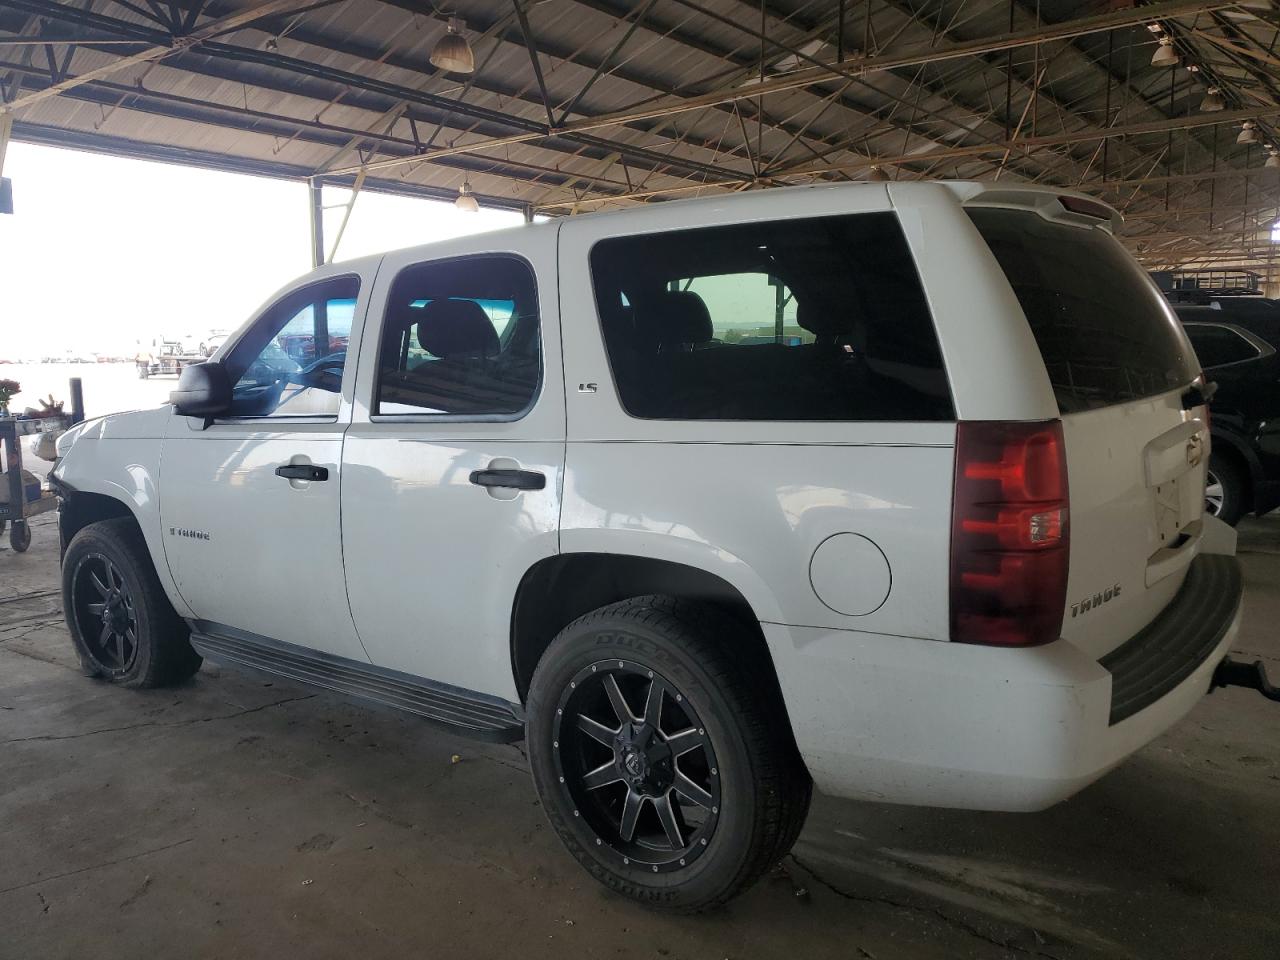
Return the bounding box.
[71,553,140,674]
[553,660,720,873]
[527,597,813,911]
[61,518,202,687]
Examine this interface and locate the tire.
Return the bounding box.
[1205,452,1247,526]
[61,518,202,687]
[9,520,29,553]
[527,596,811,912]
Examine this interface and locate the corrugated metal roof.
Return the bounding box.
[2,0,1278,272]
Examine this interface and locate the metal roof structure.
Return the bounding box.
[2,0,1279,276]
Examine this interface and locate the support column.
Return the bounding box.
[0,112,11,175]
[309,179,324,268]
[0,113,13,215]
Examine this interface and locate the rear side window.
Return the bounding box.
[968,208,1197,413]
[588,213,953,421]
[374,255,541,417]
[1183,323,1262,368]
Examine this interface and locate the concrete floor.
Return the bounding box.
[2,507,1278,960]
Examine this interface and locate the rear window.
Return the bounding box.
[588,213,953,421]
[968,208,1198,413]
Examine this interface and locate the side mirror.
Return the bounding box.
[170,362,232,420]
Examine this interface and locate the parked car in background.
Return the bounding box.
[201,332,229,357]
[1175,304,1280,525]
[52,182,1249,911]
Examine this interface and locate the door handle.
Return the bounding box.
[469,468,545,491]
[275,464,329,481]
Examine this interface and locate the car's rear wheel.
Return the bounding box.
[62,518,202,687]
[527,596,810,912]
[1205,452,1246,526]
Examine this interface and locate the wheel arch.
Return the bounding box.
[510,553,786,709]
[57,488,140,557]
[53,477,193,618]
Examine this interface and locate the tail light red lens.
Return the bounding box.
[951,420,1070,647]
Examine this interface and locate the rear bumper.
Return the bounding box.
[766,555,1243,812]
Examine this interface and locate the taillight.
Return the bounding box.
[950,420,1069,647]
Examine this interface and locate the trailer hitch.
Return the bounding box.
[1211,657,1280,703]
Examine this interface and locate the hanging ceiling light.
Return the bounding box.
[1200,87,1225,112]
[430,17,475,74]
[455,180,480,212]
[1151,37,1179,67]
[866,165,890,182]
[1238,121,1258,145]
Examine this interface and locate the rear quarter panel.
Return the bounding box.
[557,185,956,641]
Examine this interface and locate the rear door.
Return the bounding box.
[967,205,1206,658]
[341,240,564,701]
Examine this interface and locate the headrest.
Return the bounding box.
[416,299,499,358]
[796,299,851,339]
[647,290,713,347]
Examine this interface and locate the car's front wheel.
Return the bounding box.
[62,518,202,687]
[527,597,811,912]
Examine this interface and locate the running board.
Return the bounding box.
[189,623,525,743]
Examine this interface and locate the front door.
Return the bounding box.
[160,270,371,661]
[341,242,564,701]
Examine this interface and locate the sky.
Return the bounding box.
[0,143,522,359]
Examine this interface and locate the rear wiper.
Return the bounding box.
[1181,380,1218,410]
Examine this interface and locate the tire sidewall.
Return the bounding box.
[1208,453,1245,526]
[63,527,158,685]
[527,608,761,908]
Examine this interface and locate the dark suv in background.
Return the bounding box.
[1175,300,1280,525]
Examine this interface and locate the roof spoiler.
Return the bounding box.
[943,182,1123,235]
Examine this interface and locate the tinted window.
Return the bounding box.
[968,208,1197,413]
[1207,299,1280,348]
[224,277,358,418]
[589,213,953,421]
[1183,323,1260,368]
[375,256,540,417]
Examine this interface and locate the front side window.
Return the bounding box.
[588,213,952,421]
[374,255,541,417]
[224,277,359,418]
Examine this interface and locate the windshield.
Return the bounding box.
[968,208,1198,413]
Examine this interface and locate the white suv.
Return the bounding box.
[52,181,1244,911]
